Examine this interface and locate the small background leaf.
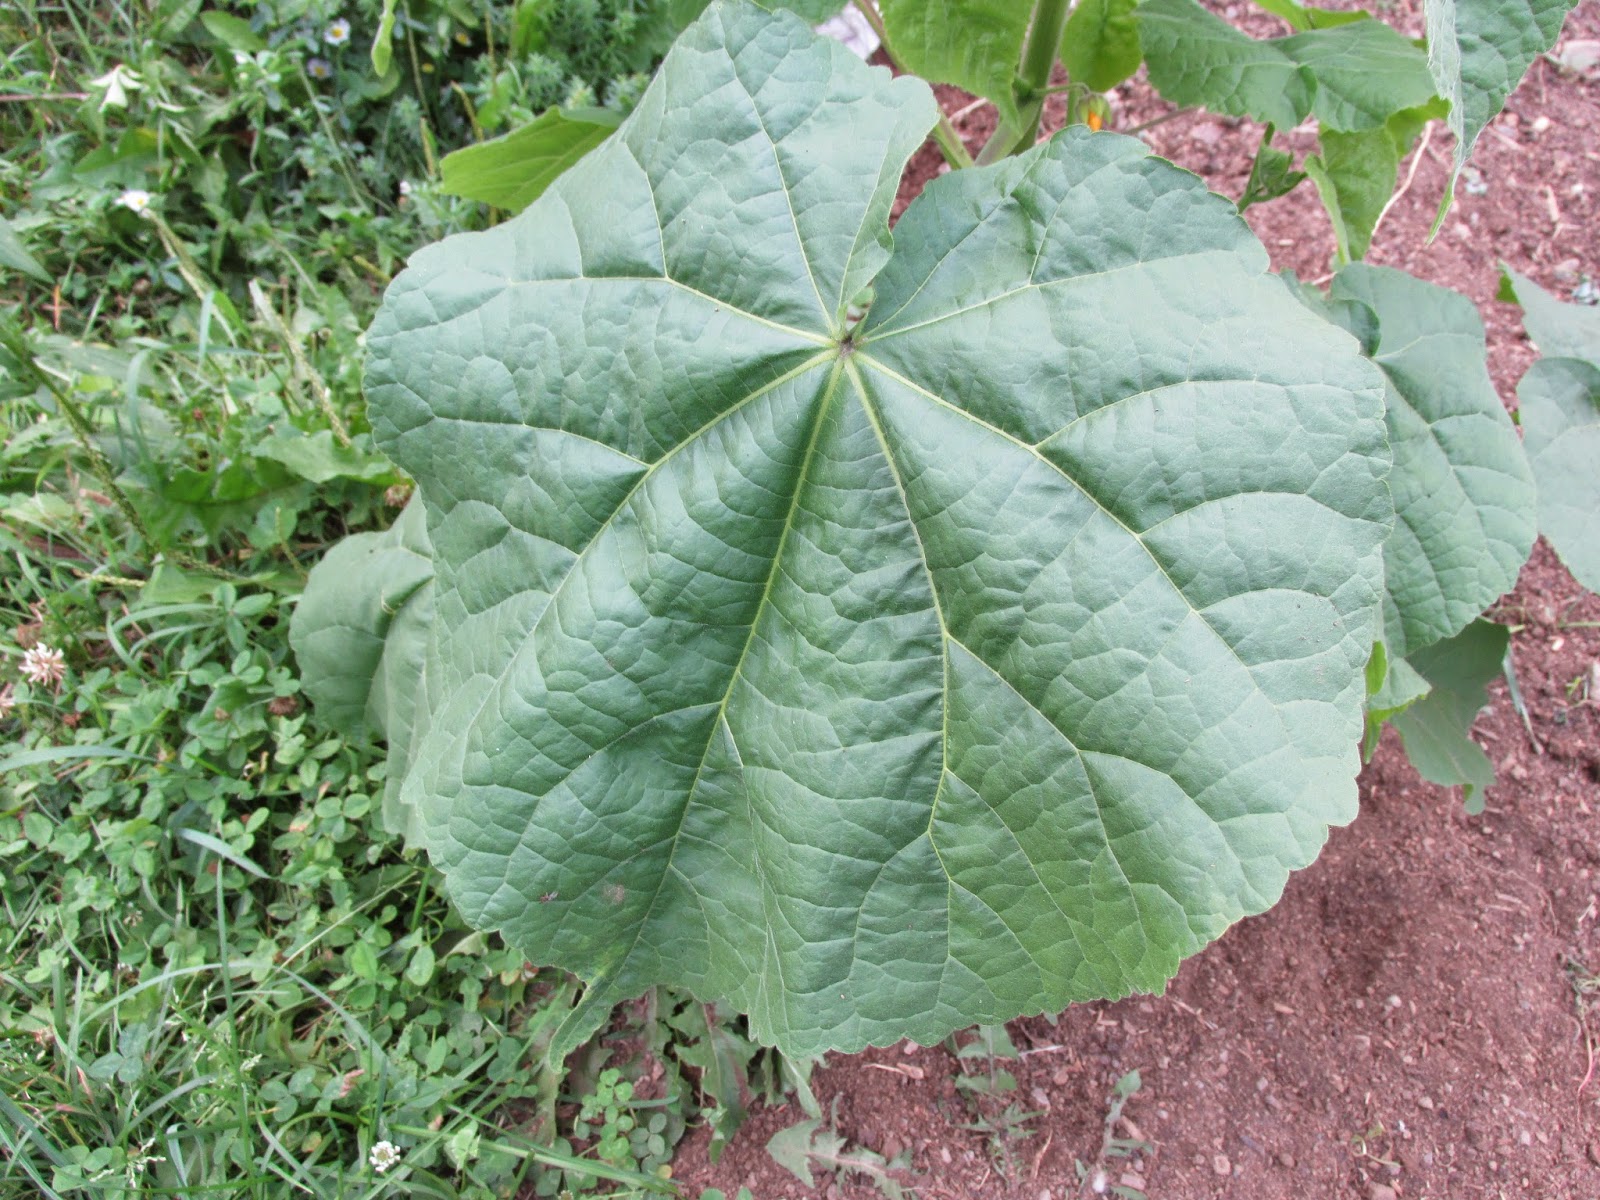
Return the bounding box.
[1063,0,1144,93]
[1138,0,1437,132]
[439,108,622,213]
[879,0,1031,124]
[0,216,50,283]
[1390,620,1509,811]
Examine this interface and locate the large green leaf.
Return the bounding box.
[1138,0,1437,132]
[1503,270,1600,592]
[439,108,622,214]
[879,0,1031,125]
[1424,0,1581,180]
[1319,266,1535,658]
[1390,619,1508,812]
[358,0,1392,1058]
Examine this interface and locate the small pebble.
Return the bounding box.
[1212,1153,1231,1177]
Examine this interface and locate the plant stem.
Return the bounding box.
[1125,106,1196,136]
[852,0,974,169]
[1014,0,1072,146]
[976,0,1073,164]
[930,117,975,170]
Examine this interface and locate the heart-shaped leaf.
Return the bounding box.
[353,0,1392,1057]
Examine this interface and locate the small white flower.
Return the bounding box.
[307,56,333,80]
[117,189,153,215]
[324,17,351,45]
[368,1140,401,1173]
[20,644,66,690]
[397,179,413,196]
[89,64,142,110]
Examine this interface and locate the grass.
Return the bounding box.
[0,2,761,1195]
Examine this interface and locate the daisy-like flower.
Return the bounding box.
[307,56,333,80]
[324,17,351,46]
[20,644,66,690]
[368,1140,401,1173]
[117,189,153,215]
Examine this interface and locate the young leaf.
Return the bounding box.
[1062,0,1144,92]
[766,1116,909,1199]
[879,0,1032,125]
[1363,645,1430,758]
[1238,127,1306,211]
[1320,266,1535,658]
[439,108,623,213]
[1423,0,1581,182]
[358,0,1392,1059]
[1138,0,1437,132]
[371,0,397,75]
[1303,99,1446,262]
[1390,619,1509,811]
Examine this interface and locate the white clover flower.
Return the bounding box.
[117,189,153,215]
[324,17,351,46]
[368,1140,401,1173]
[397,179,412,196]
[307,57,333,80]
[20,644,65,690]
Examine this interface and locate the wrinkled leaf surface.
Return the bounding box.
[360,0,1392,1057]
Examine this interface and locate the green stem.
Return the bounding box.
[1014,0,1072,147]
[852,0,974,169]
[930,117,975,170]
[1019,0,1071,99]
